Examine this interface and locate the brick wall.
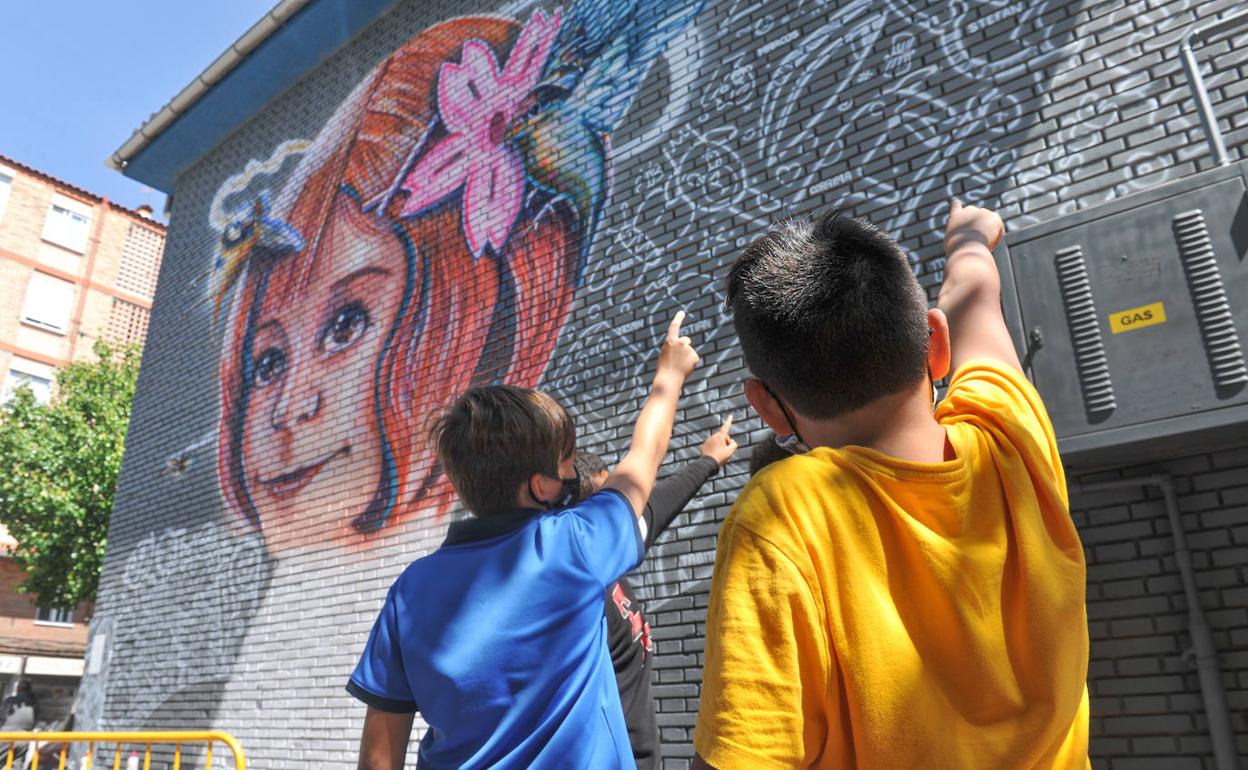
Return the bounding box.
[85,0,1247,767]
[1074,452,1248,768]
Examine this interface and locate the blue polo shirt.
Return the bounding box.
[348,489,644,769]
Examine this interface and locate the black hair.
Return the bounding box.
[573,451,609,502]
[726,209,929,419]
[574,452,607,479]
[15,680,36,703]
[748,436,791,477]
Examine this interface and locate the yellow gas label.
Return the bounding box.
[1109,301,1166,334]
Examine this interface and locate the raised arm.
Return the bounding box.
[642,416,736,548]
[935,200,1022,373]
[605,311,700,517]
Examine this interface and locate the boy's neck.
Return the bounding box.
[803,379,951,463]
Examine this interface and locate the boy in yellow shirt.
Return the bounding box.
[693,202,1089,769]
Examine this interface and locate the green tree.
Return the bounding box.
[0,341,141,609]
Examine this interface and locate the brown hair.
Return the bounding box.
[431,385,576,517]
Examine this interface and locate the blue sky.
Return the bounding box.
[0,1,277,220]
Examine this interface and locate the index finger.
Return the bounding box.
[950,198,963,214]
[719,414,733,435]
[667,310,687,340]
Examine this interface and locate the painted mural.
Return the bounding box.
[209,1,704,552]
[79,0,1247,764]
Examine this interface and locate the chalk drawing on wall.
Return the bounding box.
[545,0,1059,445]
[204,1,706,553]
[540,0,1094,612]
[1005,0,1204,226]
[77,522,269,729]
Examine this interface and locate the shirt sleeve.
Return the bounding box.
[938,358,1066,499]
[557,488,644,590]
[695,521,850,770]
[643,456,719,550]
[347,583,418,713]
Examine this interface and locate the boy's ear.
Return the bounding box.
[927,307,951,381]
[523,472,554,508]
[744,378,797,436]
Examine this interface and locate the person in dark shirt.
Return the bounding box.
[575,417,738,770]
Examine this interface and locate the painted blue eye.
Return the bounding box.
[320,302,369,353]
[253,347,286,387]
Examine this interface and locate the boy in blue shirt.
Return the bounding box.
[349,312,700,769]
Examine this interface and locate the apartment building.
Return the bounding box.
[0,153,164,401]
[0,153,165,725]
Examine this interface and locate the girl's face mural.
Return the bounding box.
[214,4,704,552]
[240,195,405,545]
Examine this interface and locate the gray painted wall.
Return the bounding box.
[84,0,1248,767]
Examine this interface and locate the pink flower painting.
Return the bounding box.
[399,10,561,257]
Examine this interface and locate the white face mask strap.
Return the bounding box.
[761,380,810,454]
[773,432,811,455]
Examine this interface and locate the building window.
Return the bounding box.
[0,169,12,221]
[3,370,52,404]
[34,606,75,626]
[42,196,93,254]
[3,358,53,404]
[21,271,76,333]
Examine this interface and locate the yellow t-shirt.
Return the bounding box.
[695,360,1089,770]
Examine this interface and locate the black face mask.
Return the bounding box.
[531,474,580,510]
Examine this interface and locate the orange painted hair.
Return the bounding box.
[217,17,580,538]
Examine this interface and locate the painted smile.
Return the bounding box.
[256,447,350,500]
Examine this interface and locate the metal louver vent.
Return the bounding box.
[1055,245,1117,414]
[1172,209,1248,388]
[997,159,1248,467]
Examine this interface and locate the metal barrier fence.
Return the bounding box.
[0,732,245,770]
